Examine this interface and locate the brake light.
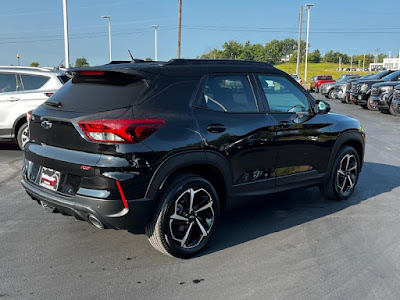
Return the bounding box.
[79,71,105,76]
[27,110,33,124]
[78,119,165,143]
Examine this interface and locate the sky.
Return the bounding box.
[1,0,400,67]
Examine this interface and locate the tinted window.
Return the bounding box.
[21,75,50,90]
[0,73,18,93]
[199,75,258,113]
[258,75,309,113]
[47,78,147,113]
[58,75,70,84]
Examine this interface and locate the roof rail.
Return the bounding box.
[165,58,273,67]
[0,65,57,72]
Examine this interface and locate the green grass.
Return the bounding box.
[275,62,373,88]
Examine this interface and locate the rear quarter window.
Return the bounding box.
[21,74,50,90]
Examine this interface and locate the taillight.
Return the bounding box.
[78,119,165,143]
[79,71,105,76]
[44,92,54,97]
[27,110,33,124]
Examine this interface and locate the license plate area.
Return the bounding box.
[39,167,61,191]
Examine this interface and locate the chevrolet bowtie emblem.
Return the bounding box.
[41,120,53,129]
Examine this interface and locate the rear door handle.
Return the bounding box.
[278,121,291,129]
[207,124,226,133]
[7,97,20,102]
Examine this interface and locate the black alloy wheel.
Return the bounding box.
[320,146,360,200]
[146,174,219,258]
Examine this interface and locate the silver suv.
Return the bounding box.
[0,66,68,149]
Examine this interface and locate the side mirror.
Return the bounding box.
[315,100,331,114]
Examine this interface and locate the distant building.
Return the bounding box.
[281,54,291,63]
[370,55,400,71]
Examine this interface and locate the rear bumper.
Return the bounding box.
[21,142,156,230]
[21,176,154,230]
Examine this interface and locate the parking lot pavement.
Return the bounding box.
[1,95,400,299]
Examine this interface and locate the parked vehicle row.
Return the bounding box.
[316,70,400,117]
[21,59,365,258]
[0,66,68,149]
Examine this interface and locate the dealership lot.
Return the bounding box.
[1,94,400,299]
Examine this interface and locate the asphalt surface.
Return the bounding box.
[1,94,400,300]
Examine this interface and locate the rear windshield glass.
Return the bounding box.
[46,77,147,112]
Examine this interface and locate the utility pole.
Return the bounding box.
[363,54,365,71]
[62,0,70,68]
[339,56,342,70]
[350,55,353,70]
[102,16,112,62]
[304,4,314,89]
[177,0,182,58]
[296,6,303,76]
[152,25,159,61]
[17,54,20,66]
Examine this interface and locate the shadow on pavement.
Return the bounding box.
[0,141,20,151]
[199,161,400,256]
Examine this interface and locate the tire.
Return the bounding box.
[389,103,400,117]
[315,86,319,93]
[145,174,219,258]
[328,89,335,99]
[345,95,352,104]
[367,99,378,111]
[320,146,360,201]
[17,122,29,150]
[360,103,368,109]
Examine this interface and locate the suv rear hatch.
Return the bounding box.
[29,67,159,154]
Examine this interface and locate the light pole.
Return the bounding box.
[304,3,314,89]
[62,0,70,68]
[151,25,159,61]
[102,16,112,62]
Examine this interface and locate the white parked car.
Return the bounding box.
[0,66,68,149]
[290,74,303,85]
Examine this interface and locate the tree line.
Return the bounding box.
[200,39,387,66]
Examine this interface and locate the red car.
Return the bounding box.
[310,75,335,93]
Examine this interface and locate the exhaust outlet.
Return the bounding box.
[88,214,105,229]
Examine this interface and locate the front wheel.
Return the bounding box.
[328,89,335,99]
[320,146,360,200]
[145,175,219,258]
[389,103,400,117]
[17,122,29,150]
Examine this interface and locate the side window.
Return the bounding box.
[258,75,310,113]
[0,73,18,93]
[21,75,50,91]
[199,75,258,113]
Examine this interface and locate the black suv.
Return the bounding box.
[21,59,365,258]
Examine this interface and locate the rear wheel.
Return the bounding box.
[145,174,219,258]
[320,146,360,200]
[17,122,29,150]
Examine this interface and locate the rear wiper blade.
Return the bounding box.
[45,101,62,107]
